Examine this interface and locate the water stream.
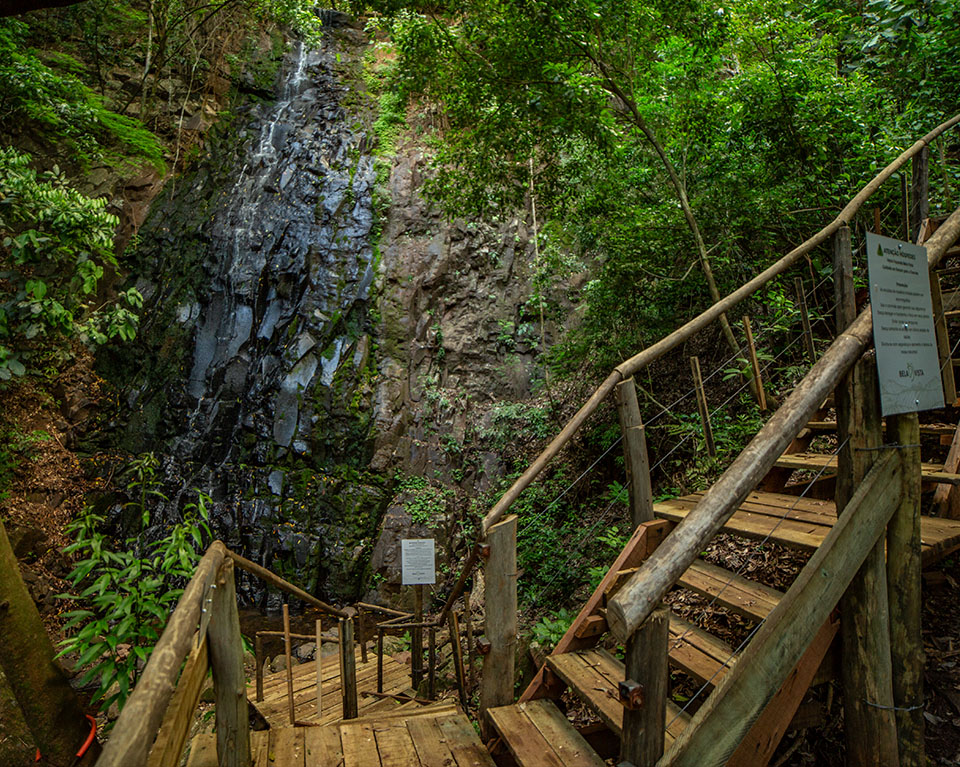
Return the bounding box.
[121,27,381,602]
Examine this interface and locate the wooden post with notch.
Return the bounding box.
[887,413,924,767]
[795,277,816,362]
[910,145,929,242]
[479,514,518,737]
[615,377,655,526]
[282,604,294,725]
[315,619,323,718]
[619,605,668,766]
[207,558,251,767]
[836,266,898,767]
[743,315,766,411]
[690,356,715,458]
[339,617,358,719]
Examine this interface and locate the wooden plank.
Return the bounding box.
[546,652,622,735]
[480,515,517,735]
[303,726,341,767]
[804,420,955,436]
[725,617,839,767]
[373,721,420,767]
[621,606,669,765]
[677,560,782,622]
[521,700,606,767]
[774,451,946,477]
[574,614,607,640]
[185,734,217,767]
[207,558,250,767]
[407,716,456,767]
[520,519,670,702]
[657,451,903,767]
[271,727,305,767]
[340,722,381,767]
[602,567,640,606]
[668,616,736,688]
[486,705,567,767]
[147,635,209,767]
[436,715,499,767]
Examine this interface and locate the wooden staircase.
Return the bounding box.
[482,420,960,767]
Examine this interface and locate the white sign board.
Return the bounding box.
[867,232,945,416]
[401,539,436,585]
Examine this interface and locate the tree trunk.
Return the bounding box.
[0,520,100,767]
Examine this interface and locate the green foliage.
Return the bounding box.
[57,455,211,718]
[528,608,575,652]
[396,473,451,528]
[479,401,552,454]
[0,147,144,378]
[0,425,49,500]
[0,18,164,171]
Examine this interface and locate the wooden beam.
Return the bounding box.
[725,617,839,767]
[836,354,898,767]
[282,604,294,726]
[795,277,816,362]
[339,618,358,719]
[743,316,766,411]
[615,378,655,526]
[834,224,855,334]
[449,610,469,710]
[929,271,957,403]
[910,145,930,241]
[97,542,226,767]
[657,451,903,767]
[620,606,669,766]
[480,515,518,737]
[225,550,346,617]
[691,356,716,458]
[315,620,323,718]
[207,558,251,767]
[147,636,208,767]
[887,413,925,767]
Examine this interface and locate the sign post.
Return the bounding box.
[401,539,435,689]
[867,232,945,416]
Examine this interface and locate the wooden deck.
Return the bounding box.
[655,489,960,566]
[250,643,417,728]
[773,451,960,485]
[187,704,495,767]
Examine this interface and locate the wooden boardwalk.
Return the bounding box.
[251,644,416,728]
[188,704,495,767]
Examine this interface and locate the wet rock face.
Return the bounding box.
[120,31,382,601]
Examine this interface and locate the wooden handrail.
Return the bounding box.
[478,112,960,537]
[96,541,227,767]
[606,204,960,642]
[226,549,348,618]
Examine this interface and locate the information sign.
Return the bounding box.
[868,232,945,416]
[401,539,436,585]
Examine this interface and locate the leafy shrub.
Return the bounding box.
[0,147,143,378]
[57,456,211,717]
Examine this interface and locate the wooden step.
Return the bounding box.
[654,490,960,565]
[667,615,737,688]
[773,451,960,485]
[545,648,690,743]
[677,559,782,623]
[487,699,606,767]
[805,420,956,437]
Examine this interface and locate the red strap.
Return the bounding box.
[75,715,97,758]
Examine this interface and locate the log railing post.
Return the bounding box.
[615,378,654,526]
[412,586,424,689]
[619,605,669,766]
[834,224,855,336]
[479,515,518,737]
[690,356,716,458]
[836,351,899,766]
[887,413,925,767]
[207,558,251,767]
[339,618,358,719]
